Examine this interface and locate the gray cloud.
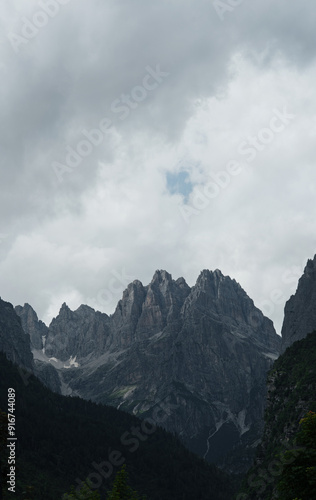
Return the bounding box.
[0,0,316,333]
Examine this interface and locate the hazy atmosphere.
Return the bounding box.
[1,0,316,333]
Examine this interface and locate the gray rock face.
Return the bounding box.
[15,303,48,350]
[44,303,111,362]
[0,298,33,370]
[111,271,191,347]
[20,269,280,473]
[281,255,316,352]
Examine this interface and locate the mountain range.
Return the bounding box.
[15,268,281,473]
[1,254,316,499]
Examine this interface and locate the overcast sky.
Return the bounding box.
[0,0,316,334]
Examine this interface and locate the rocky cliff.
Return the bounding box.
[15,303,48,350]
[239,332,316,499]
[281,254,316,352]
[16,269,281,473]
[0,297,33,370]
[45,303,111,361]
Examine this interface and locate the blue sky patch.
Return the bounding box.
[166,171,193,202]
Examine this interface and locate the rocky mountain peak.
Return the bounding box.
[198,268,224,281]
[175,276,190,291]
[195,268,239,294]
[60,302,71,314]
[15,303,48,350]
[51,302,77,325]
[149,270,175,299]
[111,280,146,346]
[182,269,279,352]
[1,299,33,369]
[111,270,190,345]
[281,254,316,352]
[151,269,172,284]
[189,269,243,314]
[130,279,144,288]
[44,302,111,361]
[74,304,98,318]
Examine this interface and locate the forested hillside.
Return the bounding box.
[238,332,316,500]
[0,352,236,500]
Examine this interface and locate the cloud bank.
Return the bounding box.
[1,0,316,333]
